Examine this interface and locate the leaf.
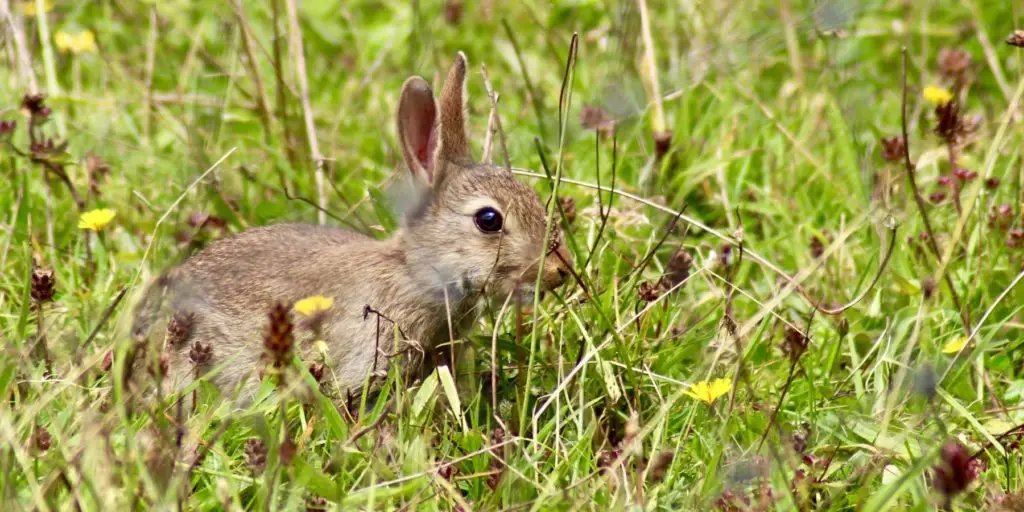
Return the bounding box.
[861,444,939,512]
[410,370,438,419]
[436,365,467,432]
[595,351,622,403]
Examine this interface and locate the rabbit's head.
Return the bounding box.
[396,53,572,304]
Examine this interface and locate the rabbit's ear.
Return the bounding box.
[436,52,471,167]
[397,76,439,183]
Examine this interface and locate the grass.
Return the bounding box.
[2,0,1024,510]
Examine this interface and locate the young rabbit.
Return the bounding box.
[129,52,573,403]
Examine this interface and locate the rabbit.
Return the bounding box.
[127,52,574,404]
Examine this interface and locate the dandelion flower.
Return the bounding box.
[293,295,334,317]
[683,377,732,405]
[923,85,953,105]
[55,30,97,54]
[19,0,53,16]
[942,337,969,354]
[77,208,116,231]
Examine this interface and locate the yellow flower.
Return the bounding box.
[55,30,97,54]
[683,377,732,405]
[923,85,953,105]
[942,337,969,354]
[293,295,334,317]
[19,0,53,16]
[77,208,116,231]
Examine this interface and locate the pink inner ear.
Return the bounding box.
[414,103,438,179]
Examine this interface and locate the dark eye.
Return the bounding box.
[474,207,503,233]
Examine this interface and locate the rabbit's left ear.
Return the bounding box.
[397,76,438,184]
[434,52,472,175]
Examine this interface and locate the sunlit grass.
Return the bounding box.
[1,0,1023,510]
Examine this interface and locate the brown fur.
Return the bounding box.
[130,53,572,403]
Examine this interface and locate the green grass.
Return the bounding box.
[2,0,1024,510]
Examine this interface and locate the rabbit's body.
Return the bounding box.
[135,223,475,399]
[129,53,571,403]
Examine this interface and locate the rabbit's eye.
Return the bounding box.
[474,207,503,233]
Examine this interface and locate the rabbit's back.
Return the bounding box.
[132,223,389,399]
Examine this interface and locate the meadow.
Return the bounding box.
[2,0,1024,510]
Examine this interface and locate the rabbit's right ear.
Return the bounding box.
[397,76,439,184]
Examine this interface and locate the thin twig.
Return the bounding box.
[582,132,615,272]
[635,0,665,133]
[231,0,276,144]
[899,48,971,332]
[283,0,327,225]
[480,65,511,173]
[82,287,128,347]
[270,0,298,167]
[482,93,499,164]
[143,8,158,141]
[501,19,547,140]
[2,1,39,93]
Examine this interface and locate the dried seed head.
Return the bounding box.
[932,439,982,497]
[791,424,811,454]
[21,94,48,117]
[491,427,506,446]
[952,167,978,182]
[809,234,826,259]
[718,244,734,267]
[782,325,809,362]
[166,310,195,346]
[638,281,660,302]
[263,303,294,368]
[32,426,52,453]
[31,267,55,303]
[279,439,297,465]
[597,448,623,474]
[148,352,171,381]
[1007,30,1024,47]
[559,196,577,225]
[308,362,325,383]
[244,438,268,473]
[989,204,1015,231]
[1009,229,1024,249]
[937,175,957,188]
[443,0,463,24]
[934,101,965,144]
[837,316,849,338]
[188,341,212,366]
[660,250,693,290]
[653,131,674,161]
[880,136,905,162]
[305,496,330,512]
[438,464,457,480]
[715,489,751,511]
[921,278,938,299]
[579,104,616,136]
[0,120,16,137]
[938,48,971,78]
